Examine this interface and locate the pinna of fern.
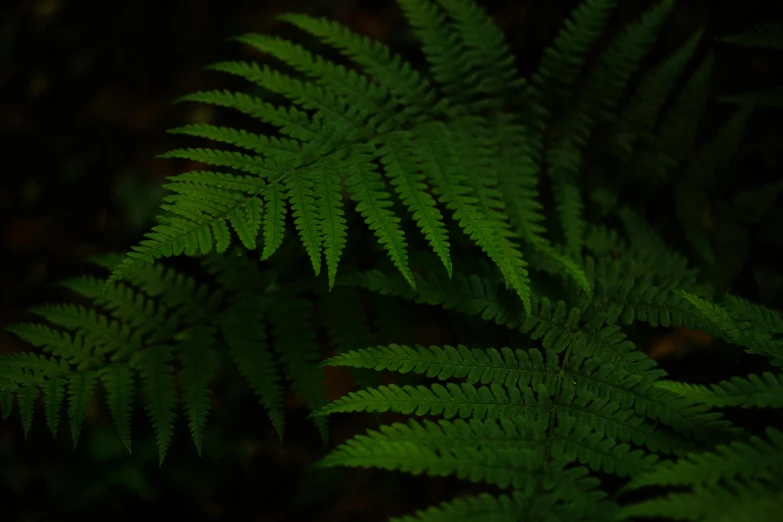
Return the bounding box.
[104,0,610,315]
[0,252,334,465]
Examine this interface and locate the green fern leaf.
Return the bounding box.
[178,327,216,456]
[176,89,321,142]
[17,386,38,438]
[656,373,783,409]
[269,299,330,442]
[287,170,323,275]
[167,123,301,158]
[234,33,399,121]
[676,290,782,364]
[101,363,135,453]
[414,121,530,310]
[42,377,66,438]
[530,0,617,119]
[67,370,97,448]
[621,428,783,521]
[432,0,525,106]
[261,184,287,260]
[396,0,474,109]
[136,345,177,465]
[227,198,264,250]
[378,132,451,277]
[345,147,414,287]
[277,13,438,117]
[625,29,703,133]
[314,157,349,289]
[220,301,286,441]
[316,430,540,489]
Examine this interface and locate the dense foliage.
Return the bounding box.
[3,0,782,520]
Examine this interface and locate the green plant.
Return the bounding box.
[2,0,782,520]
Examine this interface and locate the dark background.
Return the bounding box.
[1,0,782,520]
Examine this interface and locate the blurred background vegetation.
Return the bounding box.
[1,0,781,520]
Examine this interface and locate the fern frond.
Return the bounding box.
[578,0,675,125]
[134,345,177,465]
[676,290,782,365]
[719,294,783,335]
[621,428,783,521]
[414,120,530,309]
[42,375,66,438]
[314,157,348,288]
[3,258,303,458]
[101,363,135,453]
[396,0,475,109]
[530,0,617,121]
[176,326,217,456]
[612,29,703,163]
[317,431,541,490]
[219,300,286,441]
[546,0,673,252]
[344,147,415,288]
[261,184,287,260]
[176,90,323,142]
[269,299,330,442]
[324,341,730,447]
[285,169,323,275]
[66,370,98,447]
[18,386,38,437]
[204,253,334,436]
[377,131,452,277]
[655,372,783,409]
[277,13,439,117]
[323,344,560,389]
[317,381,530,420]
[624,30,703,133]
[167,123,301,158]
[430,0,525,108]
[234,32,399,120]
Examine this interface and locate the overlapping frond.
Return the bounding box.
[544,0,674,253]
[1,254,333,461]
[105,0,605,313]
[316,331,680,517]
[2,260,219,459]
